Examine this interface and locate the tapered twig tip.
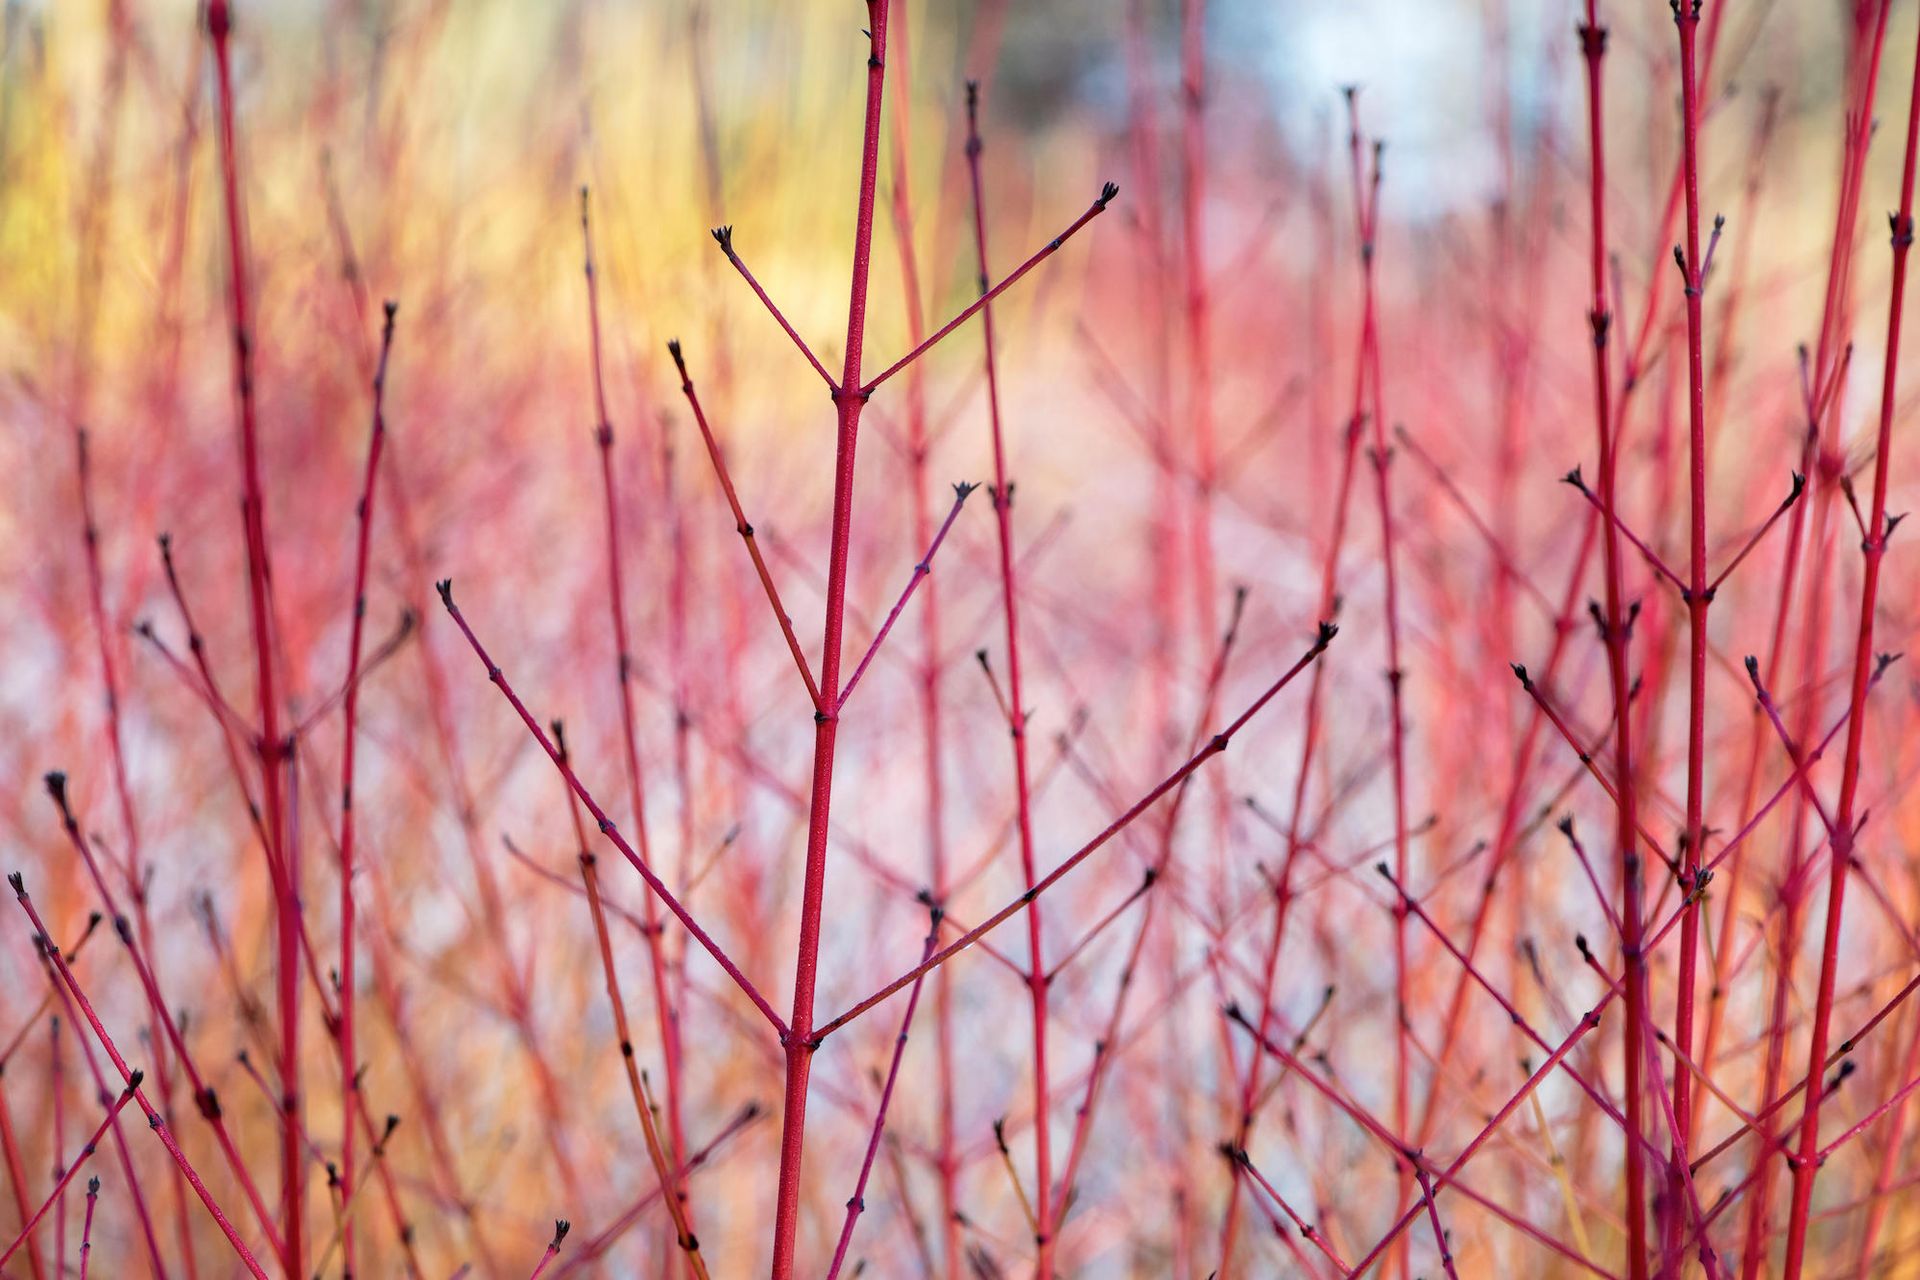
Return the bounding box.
[954,480,979,501]
[1743,654,1761,687]
[710,225,734,255]
[435,579,454,607]
[87,1176,99,1194]
[6,872,22,896]
[44,771,68,807]
[551,1219,571,1247]
[1097,181,1120,208]
[667,338,687,375]
[1316,620,1339,648]
[126,1068,145,1091]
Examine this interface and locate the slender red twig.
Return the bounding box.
[580,189,696,1243]
[836,482,976,711]
[9,877,268,1277]
[1576,8,1650,1273]
[435,583,787,1035]
[336,297,397,1280]
[78,1176,99,1280]
[1780,14,1920,1274]
[1667,0,1713,1242]
[526,1220,570,1280]
[813,623,1332,1040]
[0,1077,138,1271]
[668,338,824,709]
[824,915,939,1279]
[962,79,1057,1275]
[206,5,302,1266]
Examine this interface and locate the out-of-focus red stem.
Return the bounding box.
[336,299,397,1280]
[206,6,301,1268]
[10,880,268,1278]
[962,80,1057,1276]
[580,189,696,1251]
[1780,13,1920,1274]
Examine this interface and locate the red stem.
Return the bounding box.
[436,586,787,1035]
[10,880,268,1277]
[1577,9,1650,1273]
[580,189,697,1250]
[768,5,893,1270]
[812,625,1331,1041]
[206,7,301,1268]
[963,80,1055,1275]
[336,298,397,1280]
[1780,14,1920,1274]
[823,917,939,1279]
[1668,0,1711,1235]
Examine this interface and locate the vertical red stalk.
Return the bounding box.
[78,1177,98,1280]
[206,5,300,1270]
[50,1018,64,1280]
[769,4,892,1274]
[881,22,961,1271]
[1346,93,1415,1276]
[1217,109,1372,1275]
[1179,0,1217,643]
[1577,7,1649,1276]
[1177,15,1219,1261]
[580,188,693,1252]
[0,1082,42,1280]
[963,81,1054,1277]
[1668,0,1709,1222]
[1780,15,1920,1274]
[1728,15,1887,1266]
[337,300,397,1280]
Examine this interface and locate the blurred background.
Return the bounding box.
[7,0,1920,1276]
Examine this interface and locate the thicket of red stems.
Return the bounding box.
[13,0,1920,1275]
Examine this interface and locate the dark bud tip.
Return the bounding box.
[7,873,23,897]
[954,480,979,500]
[88,1176,100,1194]
[1509,662,1529,687]
[554,1219,571,1244]
[667,338,685,371]
[1317,620,1339,647]
[44,771,69,808]
[126,1068,145,1090]
[1743,654,1760,686]
[710,225,734,254]
[1099,181,1120,206]
[383,298,399,321]
[435,579,453,607]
